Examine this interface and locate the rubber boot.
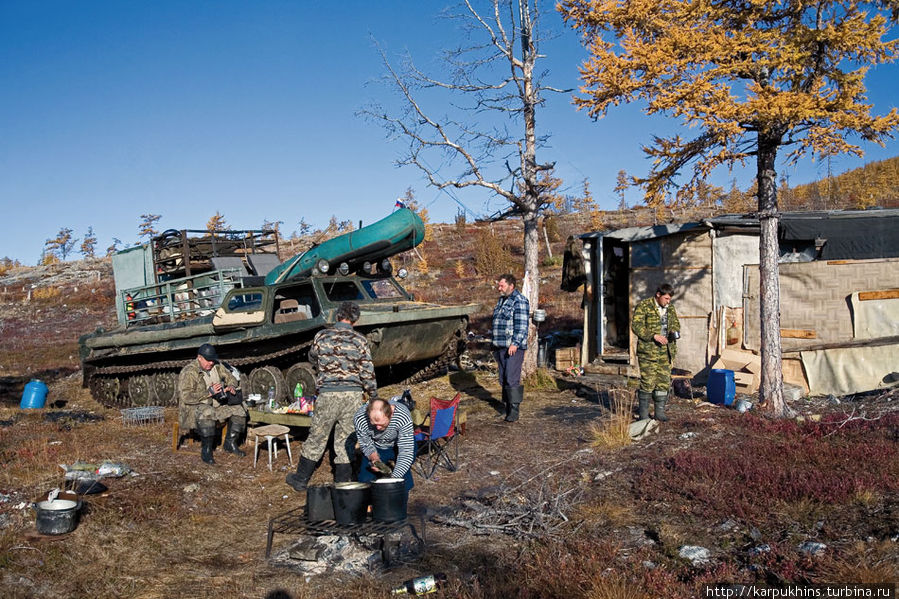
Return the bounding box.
[499,387,510,419]
[505,385,523,422]
[286,456,318,492]
[637,390,652,420]
[223,417,246,457]
[333,463,353,483]
[653,390,669,422]
[198,420,217,465]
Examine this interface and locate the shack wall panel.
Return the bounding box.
[663,230,711,267]
[743,258,899,351]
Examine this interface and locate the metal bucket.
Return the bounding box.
[331,482,370,525]
[34,498,80,535]
[371,478,407,523]
[306,484,335,522]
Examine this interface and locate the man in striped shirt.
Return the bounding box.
[354,398,416,491]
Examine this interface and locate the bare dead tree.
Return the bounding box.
[361,0,568,376]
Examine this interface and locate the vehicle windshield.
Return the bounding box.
[321,280,364,302]
[361,278,404,299]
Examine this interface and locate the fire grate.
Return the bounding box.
[121,406,165,426]
[266,506,424,558]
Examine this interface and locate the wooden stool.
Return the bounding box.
[249,424,293,471]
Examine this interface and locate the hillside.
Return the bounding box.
[1,209,898,598]
[0,210,599,400]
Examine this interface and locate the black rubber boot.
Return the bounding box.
[653,390,669,422]
[637,390,652,420]
[198,420,217,465]
[286,456,318,492]
[333,463,353,483]
[505,385,523,422]
[223,417,246,457]
[499,387,510,419]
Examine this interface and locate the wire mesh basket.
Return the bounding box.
[121,406,165,426]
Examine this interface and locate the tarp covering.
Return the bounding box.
[850,292,899,339]
[801,343,899,396]
[780,213,899,260]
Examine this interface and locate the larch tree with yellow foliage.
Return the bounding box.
[560,0,899,416]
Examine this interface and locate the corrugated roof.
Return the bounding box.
[581,208,899,241]
[580,222,704,242]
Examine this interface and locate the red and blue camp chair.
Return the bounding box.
[414,393,461,480]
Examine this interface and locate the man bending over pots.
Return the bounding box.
[353,398,416,491]
[178,343,247,465]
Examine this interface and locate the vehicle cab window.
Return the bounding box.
[227,292,263,312]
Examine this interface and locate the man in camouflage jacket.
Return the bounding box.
[286,301,377,492]
[631,284,680,421]
[178,343,247,464]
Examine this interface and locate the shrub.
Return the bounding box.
[636,412,899,521]
[32,286,61,300]
[473,228,514,277]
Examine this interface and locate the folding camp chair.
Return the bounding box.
[414,393,461,480]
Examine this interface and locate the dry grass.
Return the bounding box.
[574,499,636,528]
[524,368,558,391]
[821,540,899,583]
[588,388,634,450]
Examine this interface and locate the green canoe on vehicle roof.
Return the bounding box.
[265,208,426,285]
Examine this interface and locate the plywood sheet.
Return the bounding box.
[663,230,711,267]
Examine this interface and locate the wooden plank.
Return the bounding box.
[780,328,817,339]
[858,289,899,301]
[248,409,311,428]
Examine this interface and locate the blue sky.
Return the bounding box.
[2,1,898,264]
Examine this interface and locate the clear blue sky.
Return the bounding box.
[2,1,898,264]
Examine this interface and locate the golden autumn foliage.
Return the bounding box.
[560,0,899,415]
[784,155,899,210]
[206,211,227,232]
[559,0,899,206]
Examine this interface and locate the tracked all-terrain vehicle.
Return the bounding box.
[79,209,478,408]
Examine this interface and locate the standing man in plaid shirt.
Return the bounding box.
[492,273,530,422]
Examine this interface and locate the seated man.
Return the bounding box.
[178,343,247,465]
[352,397,416,491]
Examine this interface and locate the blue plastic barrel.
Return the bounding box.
[707,369,735,406]
[20,380,48,409]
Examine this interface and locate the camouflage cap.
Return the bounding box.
[197,343,218,362]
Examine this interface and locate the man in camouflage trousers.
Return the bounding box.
[178,343,248,465]
[631,284,680,422]
[286,301,377,492]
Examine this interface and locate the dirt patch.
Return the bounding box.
[2,370,898,598]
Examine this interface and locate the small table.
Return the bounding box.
[248,409,312,428]
[248,424,294,471]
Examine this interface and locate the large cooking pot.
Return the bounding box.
[306,484,335,522]
[371,478,407,522]
[332,482,370,525]
[33,496,81,535]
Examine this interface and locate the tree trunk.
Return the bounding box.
[522,211,539,377]
[519,0,539,378]
[756,133,789,417]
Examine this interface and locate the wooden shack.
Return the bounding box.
[578,210,899,396]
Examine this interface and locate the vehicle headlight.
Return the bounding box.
[397,267,408,279]
[380,259,392,274]
[316,259,329,274]
[337,262,350,276]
